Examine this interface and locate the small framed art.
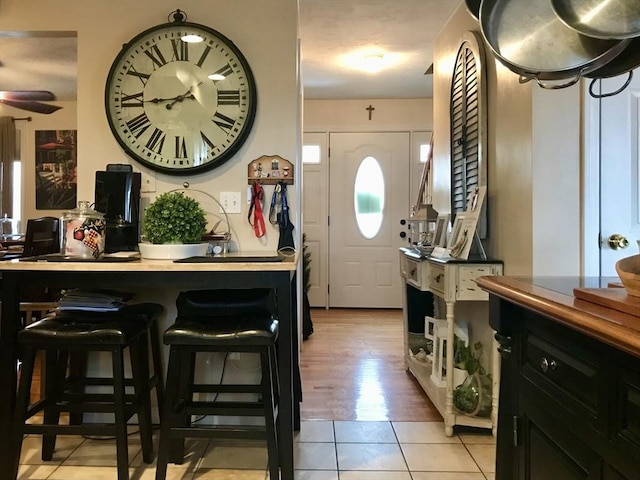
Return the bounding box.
[434,214,450,247]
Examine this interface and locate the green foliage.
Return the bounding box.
[142,192,207,244]
[453,336,485,375]
[302,233,312,294]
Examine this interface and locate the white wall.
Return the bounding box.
[304,98,432,132]
[0,0,300,253]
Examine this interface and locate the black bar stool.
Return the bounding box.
[10,303,164,480]
[155,289,279,480]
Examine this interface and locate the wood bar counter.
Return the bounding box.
[477,276,640,480]
[0,253,299,480]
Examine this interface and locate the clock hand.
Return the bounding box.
[165,92,196,110]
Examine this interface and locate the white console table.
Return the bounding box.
[399,247,503,435]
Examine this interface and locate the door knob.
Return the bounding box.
[608,234,629,250]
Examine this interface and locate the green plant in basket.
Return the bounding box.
[142,192,207,244]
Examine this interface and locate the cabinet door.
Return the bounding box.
[608,355,640,480]
[603,464,634,480]
[521,402,602,480]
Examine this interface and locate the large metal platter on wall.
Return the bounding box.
[479,0,630,84]
[551,0,640,40]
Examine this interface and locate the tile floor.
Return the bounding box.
[17,420,496,479]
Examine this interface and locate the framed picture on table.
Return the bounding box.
[434,214,450,247]
[449,213,483,260]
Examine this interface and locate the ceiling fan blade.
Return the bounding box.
[0,90,56,101]
[0,99,62,114]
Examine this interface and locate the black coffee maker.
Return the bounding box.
[94,164,141,253]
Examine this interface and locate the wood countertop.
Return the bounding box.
[0,252,298,273]
[476,276,640,359]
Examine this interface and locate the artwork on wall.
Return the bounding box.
[35,130,77,210]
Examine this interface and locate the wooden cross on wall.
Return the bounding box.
[366,104,375,120]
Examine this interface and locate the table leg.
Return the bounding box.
[277,275,294,480]
[0,275,21,476]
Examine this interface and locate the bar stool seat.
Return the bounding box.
[11,303,164,480]
[155,289,280,480]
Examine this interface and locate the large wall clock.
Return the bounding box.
[450,31,487,238]
[105,11,257,175]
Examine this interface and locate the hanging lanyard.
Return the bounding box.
[269,182,290,228]
[248,181,266,237]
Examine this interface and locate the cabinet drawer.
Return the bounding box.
[428,263,445,296]
[521,313,606,433]
[457,265,500,301]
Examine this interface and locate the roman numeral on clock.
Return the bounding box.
[121,92,144,108]
[145,45,168,68]
[211,63,233,81]
[175,136,188,158]
[212,112,235,134]
[126,113,152,138]
[218,90,240,106]
[171,39,189,61]
[146,128,166,154]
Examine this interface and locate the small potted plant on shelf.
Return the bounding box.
[139,191,209,259]
[452,337,492,417]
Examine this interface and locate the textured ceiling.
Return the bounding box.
[0,1,461,103]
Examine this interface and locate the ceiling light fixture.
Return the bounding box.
[340,49,401,74]
[361,53,385,73]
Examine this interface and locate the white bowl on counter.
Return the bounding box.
[138,242,209,260]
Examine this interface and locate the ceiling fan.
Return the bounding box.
[0,90,62,114]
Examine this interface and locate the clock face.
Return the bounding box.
[105,21,257,175]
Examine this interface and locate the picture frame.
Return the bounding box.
[447,213,475,259]
[447,213,465,251]
[434,213,450,247]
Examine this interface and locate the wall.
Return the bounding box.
[432,5,582,276]
[304,98,432,132]
[0,0,300,254]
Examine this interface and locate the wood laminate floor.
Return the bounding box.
[299,308,442,422]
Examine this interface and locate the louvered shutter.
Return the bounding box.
[450,32,487,238]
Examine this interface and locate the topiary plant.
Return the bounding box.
[141,191,207,244]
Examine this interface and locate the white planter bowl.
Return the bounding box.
[138,242,209,260]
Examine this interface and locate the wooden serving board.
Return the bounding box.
[573,288,640,318]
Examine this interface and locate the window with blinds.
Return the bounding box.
[449,32,487,238]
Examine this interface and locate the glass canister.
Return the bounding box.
[61,201,106,259]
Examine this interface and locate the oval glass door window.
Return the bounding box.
[354,156,385,239]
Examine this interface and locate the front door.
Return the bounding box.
[598,72,640,275]
[328,132,410,308]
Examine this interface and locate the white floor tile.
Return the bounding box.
[466,444,496,473]
[294,470,340,480]
[338,472,412,480]
[401,443,480,472]
[334,421,396,443]
[410,473,487,480]
[296,421,335,442]
[392,421,461,444]
[294,442,337,470]
[336,443,407,471]
[198,440,267,470]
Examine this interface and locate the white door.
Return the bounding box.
[597,72,640,275]
[302,132,329,307]
[328,132,410,308]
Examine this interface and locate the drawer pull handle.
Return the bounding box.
[434,274,443,283]
[540,357,557,373]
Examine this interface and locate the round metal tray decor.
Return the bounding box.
[480,0,629,83]
[551,0,640,40]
